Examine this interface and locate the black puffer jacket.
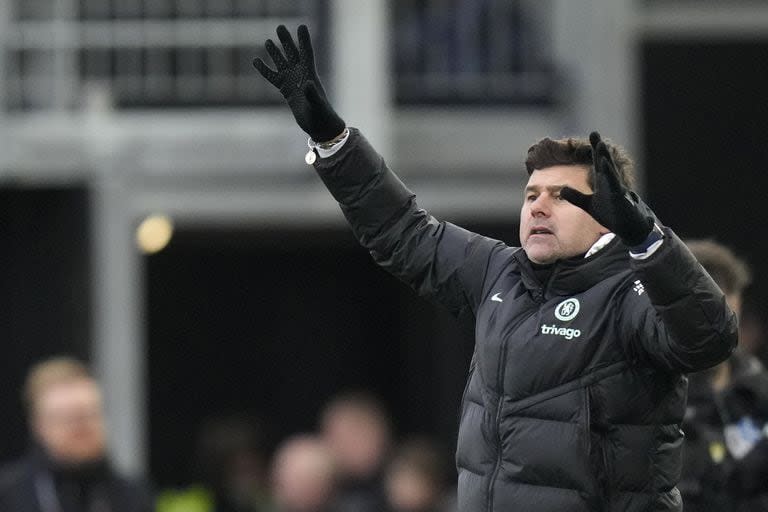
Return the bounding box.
[0,448,153,512]
[314,129,737,512]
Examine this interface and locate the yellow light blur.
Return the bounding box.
[136,214,174,254]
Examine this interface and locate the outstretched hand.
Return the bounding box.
[560,132,655,247]
[253,25,346,142]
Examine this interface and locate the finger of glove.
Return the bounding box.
[265,39,288,71]
[276,25,300,64]
[589,131,602,149]
[560,186,594,213]
[595,139,614,164]
[595,152,625,197]
[252,57,281,87]
[297,25,315,66]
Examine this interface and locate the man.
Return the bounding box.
[319,393,390,512]
[252,25,737,511]
[0,357,153,512]
[270,435,337,512]
[157,415,272,512]
[384,438,454,512]
[680,240,768,511]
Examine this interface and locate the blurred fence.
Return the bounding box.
[3,0,320,110]
[393,0,557,105]
[2,0,559,111]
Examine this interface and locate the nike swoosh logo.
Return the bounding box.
[491,292,503,303]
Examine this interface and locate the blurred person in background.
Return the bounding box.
[385,438,455,512]
[681,240,768,512]
[252,25,737,511]
[736,307,768,365]
[319,392,391,512]
[0,356,153,512]
[270,435,337,512]
[736,318,766,363]
[156,415,272,512]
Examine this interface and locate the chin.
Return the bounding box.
[527,253,557,265]
[66,445,106,463]
[525,246,555,264]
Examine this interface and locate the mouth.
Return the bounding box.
[529,227,554,237]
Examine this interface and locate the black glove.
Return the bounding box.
[560,132,655,247]
[253,25,346,143]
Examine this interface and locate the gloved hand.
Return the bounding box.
[560,132,655,247]
[253,25,346,143]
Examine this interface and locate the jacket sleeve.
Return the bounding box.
[313,128,505,317]
[617,228,738,373]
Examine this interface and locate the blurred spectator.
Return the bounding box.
[385,438,455,512]
[157,415,272,512]
[319,392,391,512]
[0,356,153,512]
[270,435,337,512]
[739,307,768,363]
[681,240,768,511]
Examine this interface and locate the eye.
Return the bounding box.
[526,194,537,202]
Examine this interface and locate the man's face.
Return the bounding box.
[32,378,107,465]
[321,407,389,478]
[519,165,607,264]
[271,438,335,512]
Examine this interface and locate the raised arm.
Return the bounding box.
[252,25,507,317]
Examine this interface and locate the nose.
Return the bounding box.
[530,195,550,217]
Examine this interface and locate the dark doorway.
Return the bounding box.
[0,185,92,463]
[641,38,768,358]
[145,221,518,486]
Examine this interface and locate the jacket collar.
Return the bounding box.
[514,235,630,298]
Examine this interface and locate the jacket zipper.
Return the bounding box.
[583,387,592,471]
[486,346,508,512]
[583,387,603,510]
[486,287,545,511]
[458,354,477,420]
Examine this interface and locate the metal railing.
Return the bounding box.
[392,0,558,105]
[3,0,321,111]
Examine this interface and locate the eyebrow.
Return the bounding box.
[524,184,566,194]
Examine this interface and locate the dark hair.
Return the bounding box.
[388,437,450,489]
[685,239,752,296]
[525,136,636,190]
[321,390,391,433]
[194,414,270,489]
